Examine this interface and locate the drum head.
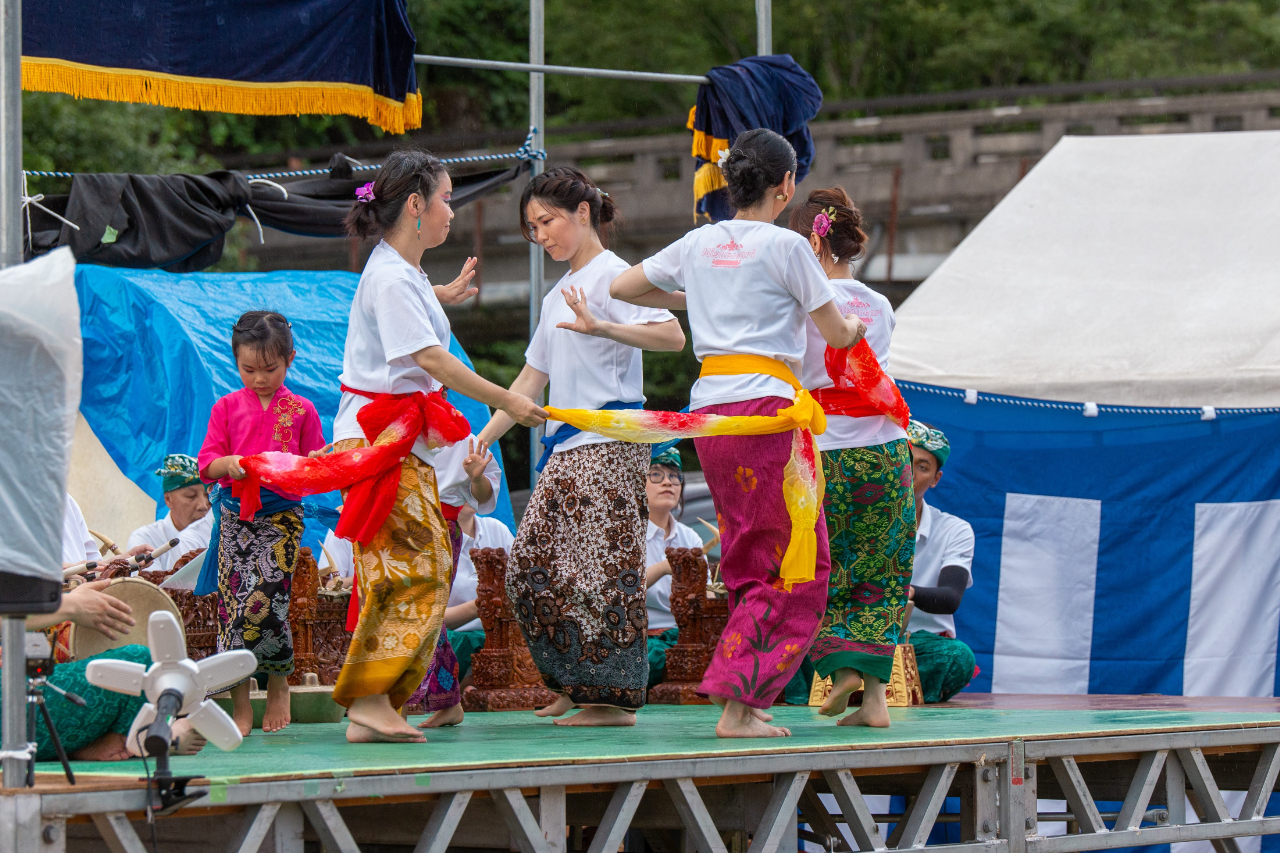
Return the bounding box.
[69,577,184,660]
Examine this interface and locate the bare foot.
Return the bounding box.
[534,694,575,718]
[819,668,863,717]
[346,722,426,743]
[419,703,464,728]
[230,680,254,736]
[347,694,426,741]
[553,706,636,726]
[715,700,791,738]
[262,675,291,733]
[171,719,209,755]
[72,732,132,762]
[709,694,774,722]
[838,676,890,728]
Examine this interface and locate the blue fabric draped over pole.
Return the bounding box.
[687,55,822,222]
[22,0,422,134]
[74,265,517,552]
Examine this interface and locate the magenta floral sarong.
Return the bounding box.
[408,518,463,711]
[693,397,832,709]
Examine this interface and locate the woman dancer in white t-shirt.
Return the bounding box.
[791,187,914,728]
[478,167,685,726]
[333,150,546,743]
[611,129,866,738]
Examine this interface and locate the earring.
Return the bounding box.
[776,194,787,201]
[581,218,587,225]
[416,217,421,238]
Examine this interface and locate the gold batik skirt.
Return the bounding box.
[331,439,452,709]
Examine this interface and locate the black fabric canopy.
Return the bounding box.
[25,156,528,271]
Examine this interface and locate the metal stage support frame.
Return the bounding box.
[25,723,1280,853]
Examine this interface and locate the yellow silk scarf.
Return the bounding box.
[545,354,826,591]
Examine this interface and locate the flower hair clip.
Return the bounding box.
[716,148,731,168]
[355,181,376,203]
[812,206,837,237]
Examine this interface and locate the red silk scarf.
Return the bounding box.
[233,386,470,546]
[811,339,911,427]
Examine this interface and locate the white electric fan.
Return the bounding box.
[86,611,257,756]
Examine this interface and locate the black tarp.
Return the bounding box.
[25,156,528,271]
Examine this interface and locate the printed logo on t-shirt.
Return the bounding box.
[702,239,756,268]
[842,297,882,324]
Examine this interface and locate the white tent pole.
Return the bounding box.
[0,0,28,790]
[527,0,545,489]
[756,0,772,55]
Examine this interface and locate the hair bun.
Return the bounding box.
[719,129,797,211]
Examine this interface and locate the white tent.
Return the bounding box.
[889,131,1280,408]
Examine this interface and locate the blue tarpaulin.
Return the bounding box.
[75,264,515,552]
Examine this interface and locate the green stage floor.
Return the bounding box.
[40,704,1280,785]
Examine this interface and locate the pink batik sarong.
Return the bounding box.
[693,397,832,709]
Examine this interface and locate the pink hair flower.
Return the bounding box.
[812,212,832,237]
[355,181,376,203]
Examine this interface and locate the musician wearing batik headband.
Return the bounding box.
[611,129,867,738]
[478,166,685,727]
[127,453,213,573]
[905,421,977,703]
[335,150,546,744]
[790,187,914,728]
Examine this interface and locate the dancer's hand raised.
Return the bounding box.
[434,257,479,305]
[555,286,603,337]
[462,438,494,480]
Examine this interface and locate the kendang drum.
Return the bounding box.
[66,577,185,661]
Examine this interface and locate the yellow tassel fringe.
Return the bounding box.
[22,57,422,135]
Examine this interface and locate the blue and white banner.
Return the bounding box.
[901,382,1280,700]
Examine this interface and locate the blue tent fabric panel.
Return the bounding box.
[75,264,515,549]
[899,382,1280,697]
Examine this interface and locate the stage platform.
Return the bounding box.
[8,697,1280,853]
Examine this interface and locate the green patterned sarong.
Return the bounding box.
[810,439,916,683]
[910,630,976,703]
[0,645,152,761]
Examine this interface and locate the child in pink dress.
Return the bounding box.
[197,311,326,736]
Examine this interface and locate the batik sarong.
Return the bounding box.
[811,439,916,683]
[910,630,976,704]
[409,517,463,712]
[694,397,832,710]
[332,439,452,710]
[507,441,651,710]
[216,505,302,678]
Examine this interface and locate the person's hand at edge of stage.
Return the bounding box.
[463,438,495,505]
[26,579,136,637]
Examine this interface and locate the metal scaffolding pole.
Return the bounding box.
[0,0,27,790]
[415,55,707,85]
[527,0,545,489]
[756,0,773,55]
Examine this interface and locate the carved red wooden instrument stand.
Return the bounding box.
[461,547,558,712]
[648,547,727,705]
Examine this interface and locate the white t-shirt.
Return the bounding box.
[127,511,213,573]
[526,250,675,454]
[433,434,502,514]
[644,517,704,631]
[448,517,516,632]
[62,494,97,565]
[318,531,355,579]
[642,221,835,410]
[908,500,975,638]
[802,279,908,451]
[334,240,453,463]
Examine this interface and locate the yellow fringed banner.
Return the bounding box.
[22,57,422,135]
[546,354,826,591]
